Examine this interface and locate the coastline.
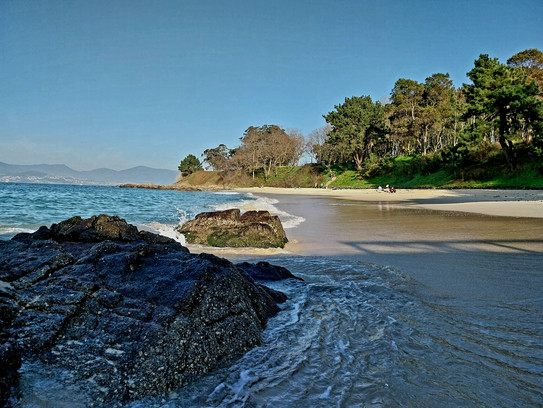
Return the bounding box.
[213,187,543,302]
[119,183,542,300]
[233,187,543,218]
[119,181,543,219]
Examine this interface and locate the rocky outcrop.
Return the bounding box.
[0,281,20,407]
[178,209,288,248]
[236,261,304,282]
[0,215,298,406]
[118,183,206,191]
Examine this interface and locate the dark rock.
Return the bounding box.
[0,215,299,406]
[236,261,304,282]
[178,209,288,248]
[0,281,21,407]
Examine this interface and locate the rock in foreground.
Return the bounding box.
[0,215,297,406]
[178,209,288,248]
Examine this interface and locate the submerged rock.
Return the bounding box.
[0,215,297,406]
[178,209,288,248]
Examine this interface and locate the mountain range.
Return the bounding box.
[0,162,178,185]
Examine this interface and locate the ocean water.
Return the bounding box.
[0,183,303,243]
[130,256,543,408]
[2,183,543,407]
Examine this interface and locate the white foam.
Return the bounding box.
[210,194,306,230]
[138,222,186,245]
[0,225,36,237]
[174,207,191,226]
[319,385,332,399]
[213,191,241,195]
[229,369,255,396]
[139,192,305,247]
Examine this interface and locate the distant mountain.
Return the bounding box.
[0,162,178,185]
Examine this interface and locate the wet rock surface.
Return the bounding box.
[0,215,298,406]
[236,261,304,282]
[178,209,288,248]
[0,281,20,407]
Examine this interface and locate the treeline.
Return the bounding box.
[181,125,305,180]
[180,49,543,181]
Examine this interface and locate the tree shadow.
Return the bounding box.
[403,190,543,205]
[339,238,543,255]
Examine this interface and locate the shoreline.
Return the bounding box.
[232,187,543,218]
[220,188,543,302]
[120,182,543,218]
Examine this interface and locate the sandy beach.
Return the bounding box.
[234,187,543,218]
[219,188,543,301]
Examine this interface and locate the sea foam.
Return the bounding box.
[210,193,306,230]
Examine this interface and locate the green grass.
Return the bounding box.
[176,151,543,190]
[326,169,454,189]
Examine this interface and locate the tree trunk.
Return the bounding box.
[326,163,335,178]
[353,152,363,172]
[499,136,516,171]
[422,125,429,156]
[498,111,515,171]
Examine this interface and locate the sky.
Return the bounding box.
[1,0,542,171]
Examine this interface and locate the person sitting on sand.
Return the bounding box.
[390,187,396,193]
[377,186,383,192]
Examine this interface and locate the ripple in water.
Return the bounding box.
[124,256,543,408]
[4,184,542,407]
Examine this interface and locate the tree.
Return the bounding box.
[178,154,202,175]
[308,124,334,164]
[419,73,456,154]
[235,125,269,179]
[233,124,300,179]
[464,54,543,170]
[283,129,306,167]
[202,144,232,171]
[507,48,543,99]
[323,96,385,171]
[387,79,425,156]
[308,124,346,177]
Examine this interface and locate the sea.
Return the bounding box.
[1,182,542,408]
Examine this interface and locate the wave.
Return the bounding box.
[210,193,306,230]
[137,222,186,245]
[0,224,37,239]
[124,256,543,408]
[212,191,241,195]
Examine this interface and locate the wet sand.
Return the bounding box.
[226,189,543,302]
[235,187,543,218]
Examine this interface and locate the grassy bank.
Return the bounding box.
[173,152,543,190]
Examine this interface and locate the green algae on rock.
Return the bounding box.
[178,209,288,248]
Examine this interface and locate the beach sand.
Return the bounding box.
[234,187,543,218]
[216,188,543,301]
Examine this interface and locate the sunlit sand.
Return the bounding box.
[234,187,543,218]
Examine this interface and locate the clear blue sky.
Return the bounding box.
[1,0,542,171]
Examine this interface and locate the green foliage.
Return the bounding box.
[181,48,543,191]
[233,125,304,180]
[323,95,385,171]
[320,140,541,189]
[178,154,203,175]
[463,54,543,170]
[202,144,232,171]
[507,48,543,93]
